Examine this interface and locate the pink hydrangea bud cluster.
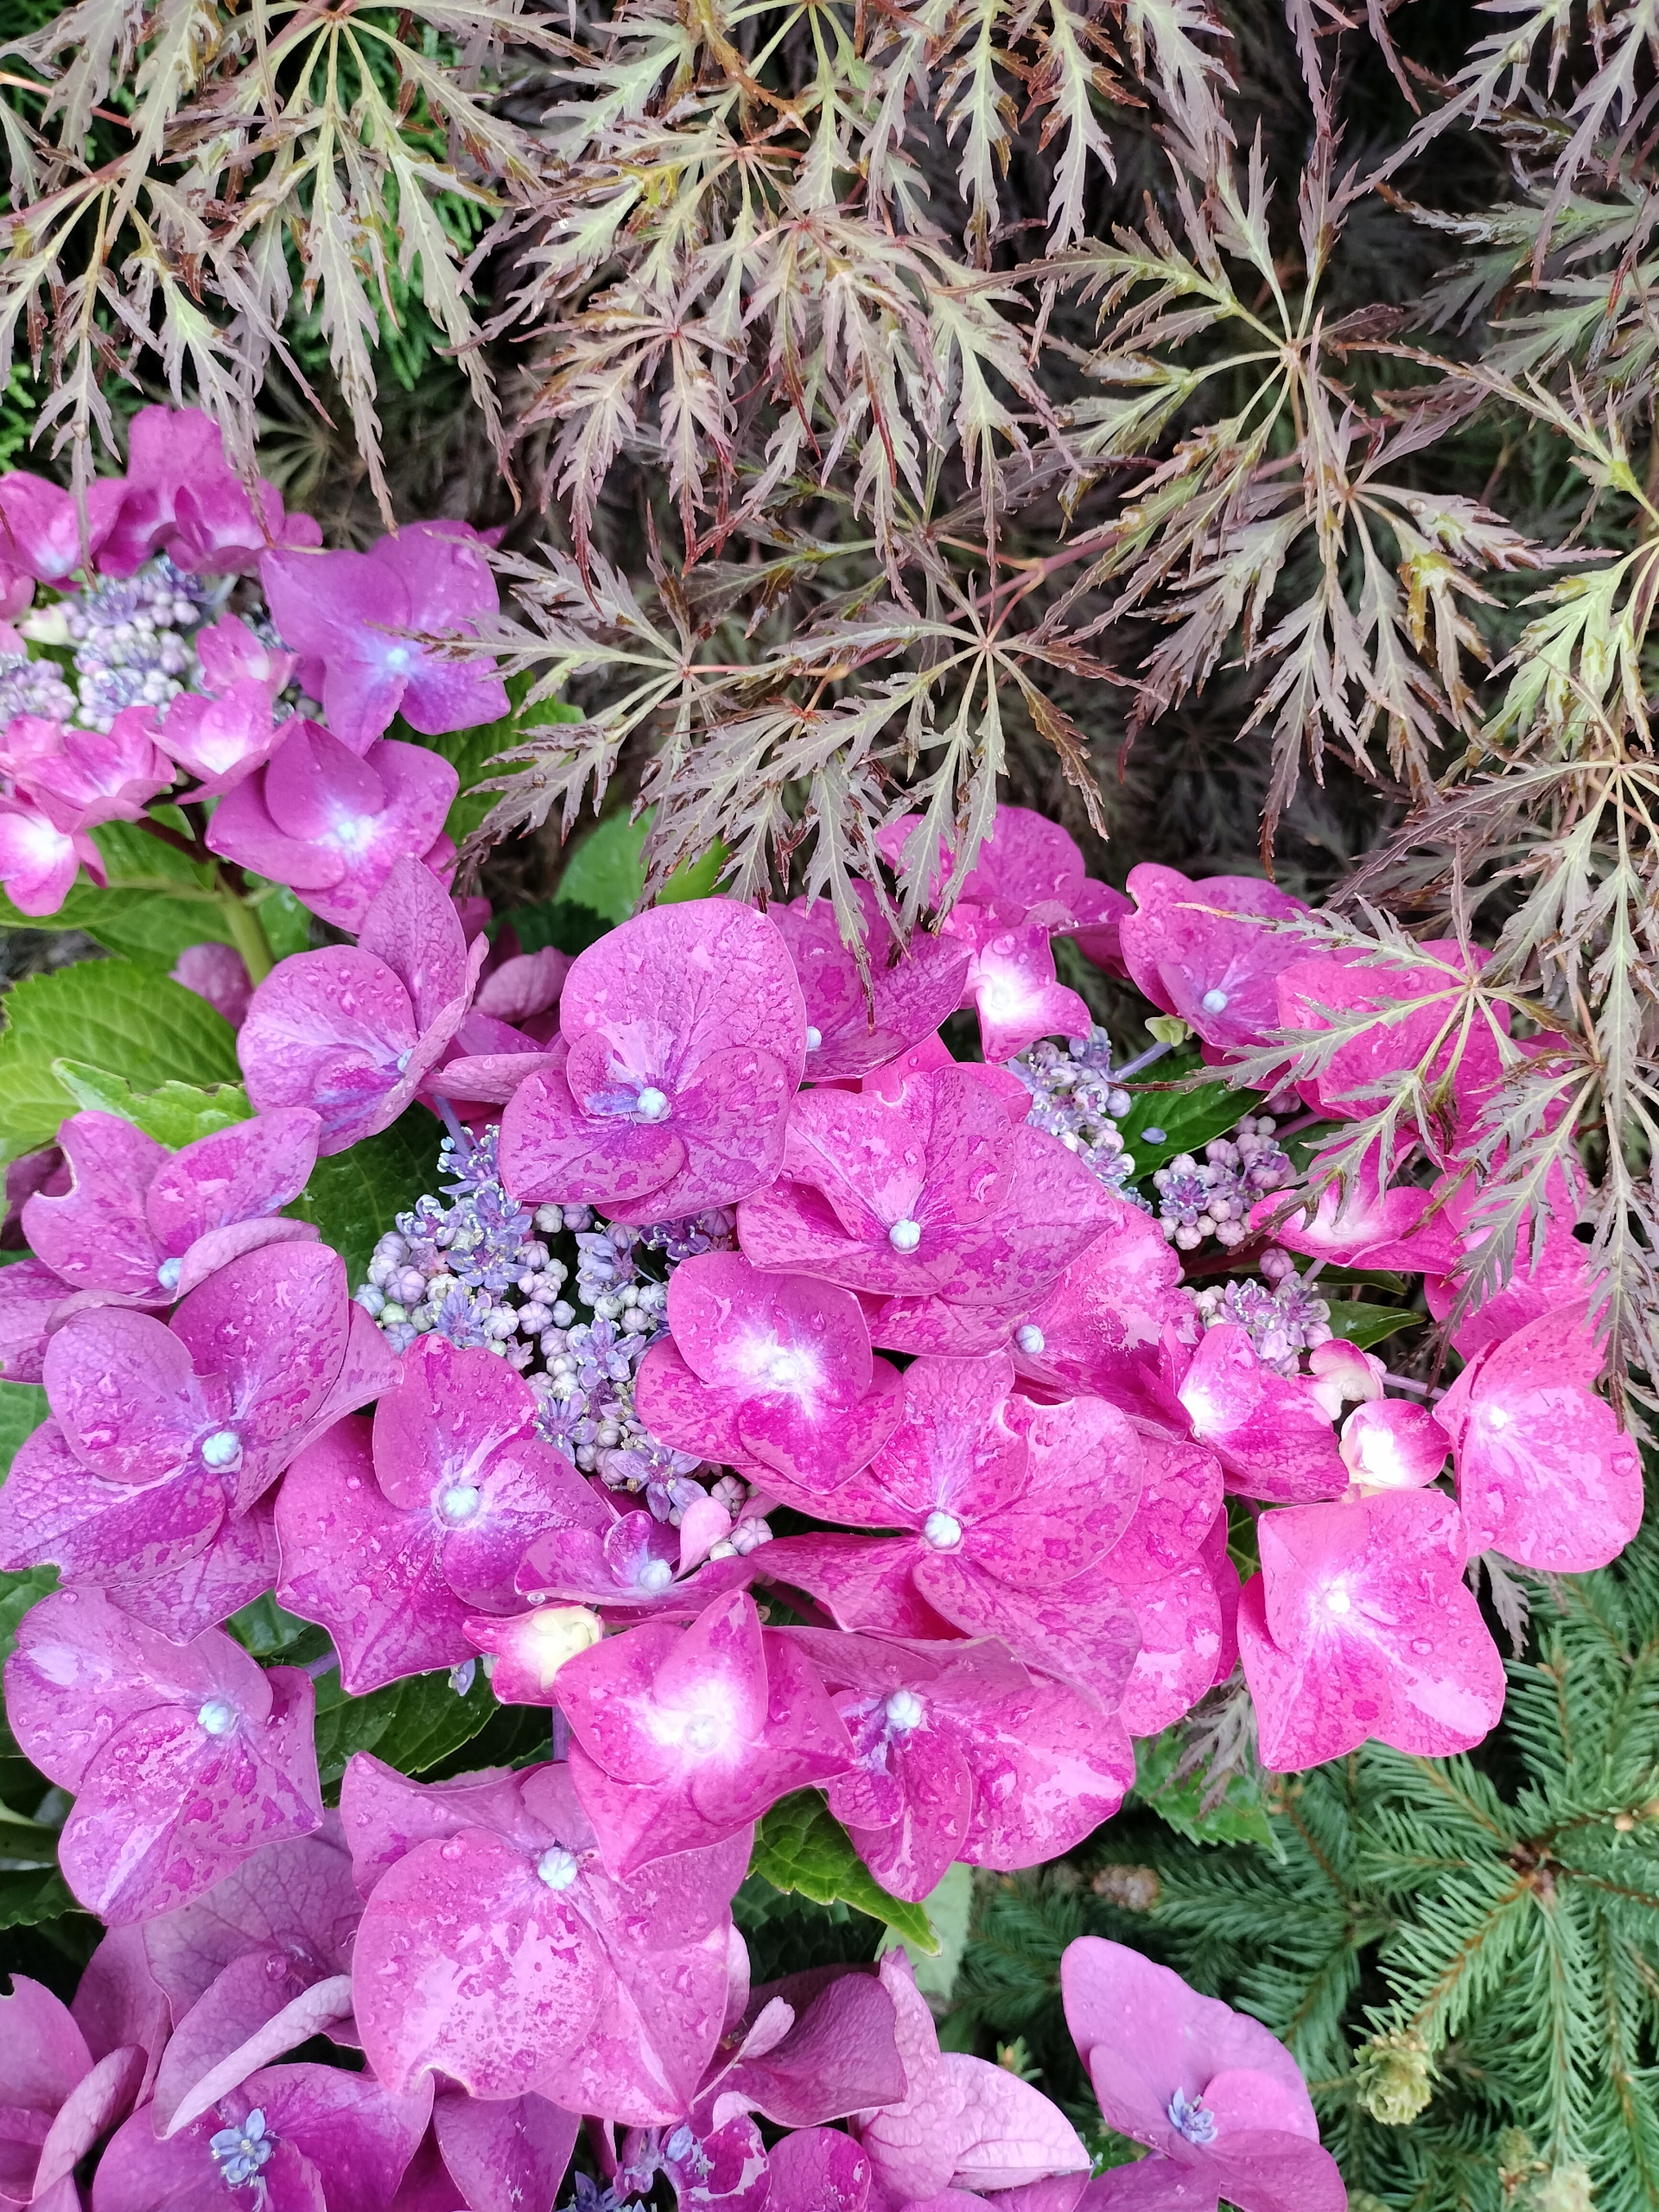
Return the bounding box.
[0,415,1642,2212]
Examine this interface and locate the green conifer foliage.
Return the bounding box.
[953,1506,1659,2212]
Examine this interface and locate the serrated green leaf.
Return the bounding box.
[0,1865,75,1930]
[311,1663,498,1793]
[228,1592,324,1660]
[878,1859,973,2002]
[0,962,241,1165]
[502,899,613,958]
[52,1061,253,1147]
[285,1105,442,1287]
[1130,1727,1279,1851]
[1322,1302,1420,1350]
[1117,1058,1265,1179]
[0,1383,47,1481]
[558,808,727,925]
[0,817,238,969]
[749,1789,938,1950]
[401,682,584,842]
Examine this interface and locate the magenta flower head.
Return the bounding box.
[194,612,296,699]
[1338,1400,1449,1493]
[791,1630,1134,1900]
[0,471,124,584]
[157,682,281,796]
[855,1951,1089,2204]
[1237,1489,1505,1770]
[1119,866,1312,1052]
[772,881,971,1080]
[1253,1143,1466,1278]
[512,1500,758,1639]
[555,1589,852,1875]
[1435,1301,1642,1571]
[340,1751,747,2123]
[95,406,321,579]
[92,2065,429,2212]
[0,794,103,916]
[5,1589,322,1923]
[239,856,487,1152]
[1061,1938,1346,2212]
[22,1105,322,1306]
[500,900,807,1224]
[1275,941,1508,1135]
[1421,1162,1592,1358]
[1,707,173,833]
[1173,1326,1347,1503]
[766,1355,1145,1706]
[260,522,509,753]
[140,1828,362,2138]
[0,1975,146,2212]
[1009,1200,1198,1409]
[738,1064,1116,1351]
[879,804,1128,940]
[207,721,458,931]
[633,1251,904,1503]
[0,1242,395,1638]
[276,1335,609,1694]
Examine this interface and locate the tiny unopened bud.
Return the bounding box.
[1352,2028,1435,2126]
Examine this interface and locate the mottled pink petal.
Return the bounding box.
[1120,868,1311,1052]
[0,1255,65,1382]
[1339,1400,1448,1492]
[432,2088,579,2212]
[156,1972,354,2136]
[762,2127,873,2210]
[776,885,970,1081]
[22,1115,167,1294]
[1276,942,1507,1135]
[1176,1329,1346,1503]
[1115,1559,1224,1736]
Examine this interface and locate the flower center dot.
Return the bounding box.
[198,1699,236,1736]
[441,1484,481,1522]
[636,1087,670,1122]
[156,1256,182,1292]
[885,1689,925,1732]
[888,1218,922,1253]
[1166,2088,1218,2145]
[1201,988,1229,1014]
[200,1429,242,1471]
[684,1713,722,1752]
[639,1558,674,1593]
[923,1510,963,1549]
[537,1847,580,1890]
[1015,1324,1045,1355]
[1325,1587,1351,1615]
[805,1027,823,1051]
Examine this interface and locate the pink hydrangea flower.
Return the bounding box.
[96,407,321,579]
[92,2065,429,2212]
[500,900,808,1224]
[772,881,971,1081]
[276,1337,608,1694]
[1008,1200,1199,1410]
[0,472,121,584]
[512,1502,756,1637]
[1275,941,1508,1135]
[0,795,103,916]
[878,804,1127,941]
[170,944,255,1028]
[140,1828,361,2138]
[633,1251,904,1504]
[194,613,296,698]
[555,1589,852,1875]
[855,1952,1089,2204]
[1237,1489,1505,1770]
[1,707,173,832]
[1101,1434,1231,1736]
[764,1355,1145,1706]
[1171,1326,1347,1503]
[1436,1301,1642,1571]
[415,2083,582,2212]
[1338,1400,1448,1492]
[340,1752,747,2123]
[1251,1144,1466,1278]
[261,523,509,752]
[5,1589,322,1923]
[0,1243,395,1638]
[1119,867,1312,1052]
[1061,1938,1346,2212]
[238,857,487,1152]
[474,941,569,1033]
[957,922,1095,1065]
[207,721,458,931]
[616,1966,908,2209]
[21,1105,321,1306]
[737,1064,1116,1351]
[0,1976,146,2212]
[790,1630,1134,1900]
[1421,1163,1592,1357]
[157,682,282,795]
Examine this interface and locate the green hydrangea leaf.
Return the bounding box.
[245,881,313,961]
[1321,1302,1420,1350]
[284,1105,442,1287]
[1130,1726,1279,1851]
[749,1790,939,1951]
[0,961,240,1165]
[0,1866,76,1931]
[1116,1058,1266,1179]
[558,809,727,925]
[0,1383,48,1481]
[501,899,613,957]
[52,1060,253,1147]
[311,1663,499,1795]
[877,1859,974,2002]
[403,682,584,842]
[0,818,237,969]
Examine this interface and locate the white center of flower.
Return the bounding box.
[441,1484,481,1522]
[198,1699,236,1736]
[1201,988,1230,1014]
[805,1027,823,1051]
[1015,1324,1046,1355]
[200,1429,242,1470]
[923,1510,963,1549]
[537,1847,580,1891]
[885,1689,925,1732]
[636,1086,671,1122]
[684,1713,723,1753]
[386,645,411,670]
[1486,1407,1509,1429]
[639,1558,674,1593]
[888,1218,923,1253]
[1325,1587,1351,1615]
[156,1256,182,1292]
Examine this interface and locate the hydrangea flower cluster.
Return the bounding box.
[0,414,1640,2211]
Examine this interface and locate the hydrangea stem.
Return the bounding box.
[218,877,276,983]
